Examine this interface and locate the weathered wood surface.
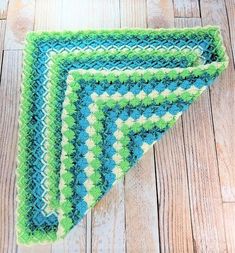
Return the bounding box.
[150,2,194,252]
[173,0,200,18]
[0,0,9,19]
[200,0,235,203]
[0,0,234,252]
[223,203,235,252]
[0,20,6,67]
[176,17,227,252]
[4,0,35,49]
[0,51,22,253]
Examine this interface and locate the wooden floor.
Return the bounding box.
[0,0,234,252]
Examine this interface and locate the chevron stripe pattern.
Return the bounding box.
[17,27,228,244]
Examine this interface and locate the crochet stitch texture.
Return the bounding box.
[17,27,228,244]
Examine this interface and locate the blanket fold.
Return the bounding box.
[16,27,228,245]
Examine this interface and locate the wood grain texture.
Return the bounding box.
[200,0,235,202]
[61,0,121,29]
[176,17,227,252]
[223,203,235,253]
[125,149,160,253]
[0,0,9,19]
[51,221,87,253]
[0,51,22,253]
[18,245,51,253]
[35,0,121,31]
[120,0,147,27]
[154,122,194,253]
[0,20,6,68]
[92,182,125,252]
[173,0,200,18]
[4,0,35,50]
[86,211,91,253]
[148,2,194,252]
[225,0,235,65]
[182,90,227,252]
[146,0,174,28]
[34,0,62,30]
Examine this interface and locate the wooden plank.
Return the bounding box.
[35,0,120,31]
[154,122,194,252]
[92,182,125,252]
[0,51,22,253]
[147,1,194,252]
[18,245,51,253]
[34,0,62,30]
[72,219,87,253]
[175,17,227,252]
[4,0,35,50]
[120,0,147,27]
[146,0,174,28]
[182,93,227,252]
[0,0,9,19]
[120,1,161,252]
[182,92,227,252]
[125,149,160,252]
[173,0,200,18]
[0,20,6,67]
[225,0,235,65]
[51,220,87,253]
[223,203,235,252]
[86,211,92,253]
[200,0,235,202]
[61,0,120,29]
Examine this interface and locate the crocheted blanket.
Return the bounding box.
[17,27,228,245]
